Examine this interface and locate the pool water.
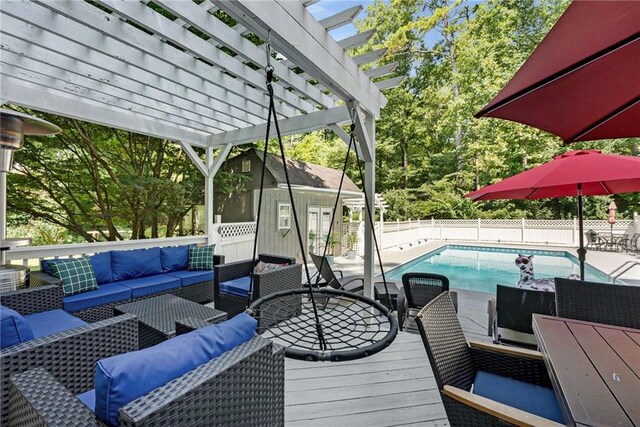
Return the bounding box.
[385,245,610,294]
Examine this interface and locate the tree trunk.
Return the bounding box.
[402,137,409,190]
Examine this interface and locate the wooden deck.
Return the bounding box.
[283,289,491,426]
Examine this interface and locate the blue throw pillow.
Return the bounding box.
[90,252,113,285]
[1,305,35,348]
[94,313,257,426]
[41,258,64,275]
[160,246,189,272]
[111,248,162,281]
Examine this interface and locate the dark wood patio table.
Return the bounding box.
[115,294,227,348]
[532,314,640,427]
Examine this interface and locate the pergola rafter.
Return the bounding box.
[0,0,405,297]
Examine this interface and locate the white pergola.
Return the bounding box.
[0,0,402,297]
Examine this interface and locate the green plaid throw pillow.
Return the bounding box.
[188,244,216,270]
[49,257,98,296]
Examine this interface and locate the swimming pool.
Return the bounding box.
[385,245,610,294]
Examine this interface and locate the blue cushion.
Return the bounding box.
[24,310,88,339]
[160,246,189,273]
[116,274,181,298]
[166,270,214,287]
[64,283,132,313]
[40,258,62,275]
[111,248,162,281]
[90,252,113,285]
[77,389,96,412]
[219,276,251,298]
[473,371,564,423]
[95,313,257,426]
[0,305,34,348]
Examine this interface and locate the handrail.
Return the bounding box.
[609,260,640,283]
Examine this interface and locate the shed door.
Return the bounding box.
[308,207,332,255]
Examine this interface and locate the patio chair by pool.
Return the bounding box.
[0,285,137,422]
[310,252,364,293]
[8,314,284,426]
[625,232,639,253]
[214,253,302,317]
[416,292,564,426]
[400,273,455,332]
[585,231,604,250]
[555,278,640,329]
[488,285,556,349]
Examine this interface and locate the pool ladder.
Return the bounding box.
[608,260,640,284]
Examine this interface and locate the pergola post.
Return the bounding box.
[204,146,214,245]
[357,112,376,299]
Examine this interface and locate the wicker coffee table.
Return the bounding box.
[114,294,227,348]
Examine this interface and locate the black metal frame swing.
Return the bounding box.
[246,38,397,362]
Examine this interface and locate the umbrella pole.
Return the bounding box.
[577,183,586,280]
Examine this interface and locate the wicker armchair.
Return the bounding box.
[214,253,302,317]
[400,273,455,332]
[416,292,564,426]
[1,285,138,423]
[30,254,225,323]
[488,285,556,348]
[8,336,284,426]
[555,278,640,329]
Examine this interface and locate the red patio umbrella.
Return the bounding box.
[475,0,640,143]
[466,150,640,279]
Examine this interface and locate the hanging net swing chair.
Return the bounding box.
[245,39,397,362]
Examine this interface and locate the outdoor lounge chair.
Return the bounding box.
[400,272,455,332]
[488,285,556,348]
[585,231,605,250]
[310,252,364,293]
[555,278,640,329]
[625,232,639,253]
[416,292,565,426]
[214,253,302,317]
[7,315,284,426]
[0,284,138,423]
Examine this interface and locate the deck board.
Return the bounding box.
[284,314,490,426]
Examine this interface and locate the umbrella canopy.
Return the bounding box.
[466,150,640,201]
[475,0,640,143]
[466,150,640,279]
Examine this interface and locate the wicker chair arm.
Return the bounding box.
[119,336,284,426]
[29,270,63,287]
[333,268,344,278]
[214,259,254,284]
[469,343,552,388]
[254,263,302,298]
[8,367,104,426]
[258,253,296,265]
[0,284,62,315]
[1,313,138,421]
[213,254,225,265]
[442,385,563,427]
[487,298,496,338]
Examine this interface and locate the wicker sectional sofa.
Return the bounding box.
[32,246,225,322]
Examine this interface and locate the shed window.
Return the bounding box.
[278,203,291,230]
[242,159,251,173]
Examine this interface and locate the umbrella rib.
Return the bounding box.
[476,32,640,118]
[566,95,640,143]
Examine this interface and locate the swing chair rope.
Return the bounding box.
[248,35,327,350]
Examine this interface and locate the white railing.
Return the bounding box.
[7,222,258,267]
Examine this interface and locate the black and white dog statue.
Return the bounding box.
[515,254,579,292]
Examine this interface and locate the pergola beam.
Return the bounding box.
[319,5,362,31]
[208,144,233,177]
[179,142,208,177]
[365,62,399,79]
[338,29,376,50]
[352,48,388,66]
[1,76,210,146]
[209,106,351,147]
[376,76,406,91]
[214,0,386,117]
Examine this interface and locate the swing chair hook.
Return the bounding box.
[349,104,358,134]
[265,30,275,87]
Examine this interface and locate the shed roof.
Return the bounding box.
[245,149,360,193]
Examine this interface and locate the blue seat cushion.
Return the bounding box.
[166,270,214,287]
[116,274,181,298]
[473,371,564,423]
[90,252,113,285]
[160,246,189,273]
[77,389,96,412]
[111,248,162,281]
[95,313,257,426]
[25,310,88,339]
[219,276,251,298]
[64,283,132,313]
[1,305,34,348]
